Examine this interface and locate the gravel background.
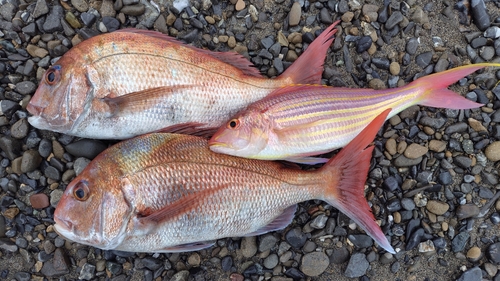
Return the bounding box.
[1,0,500,280]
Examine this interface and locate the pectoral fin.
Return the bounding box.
[154,123,217,138]
[102,85,197,117]
[160,241,216,252]
[244,205,297,237]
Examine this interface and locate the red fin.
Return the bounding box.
[321,109,395,253]
[413,63,500,109]
[244,205,297,236]
[154,123,216,138]
[161,242,215,252]
[138,188,218,224]
[115,28,262,77]
[103,85,196,116]
[278,21,340,84]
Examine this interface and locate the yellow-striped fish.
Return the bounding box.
[209,63,496,163]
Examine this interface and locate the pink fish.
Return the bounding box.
[27,22,339,139]
[209,63,495,164]
[53,109,395,254]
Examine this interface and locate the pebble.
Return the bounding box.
[467,246,482,262]
[415,51,433,68]
[426,200,449,215]
[456,204,480,220]
[344,253,369,278]
[456,266,482,281]
[452,232,470,252]
[471,0,490,31]
[241,236,257,258]
[30,193,49,209]
[288,2,301,27]
[485,141,500,161]
[285,227,307,249]
[404,143,428,159]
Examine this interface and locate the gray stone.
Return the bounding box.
[344,253,369,278]
[300,252,329,277]
[43,5,64,32]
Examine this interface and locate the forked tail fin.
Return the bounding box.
[278,21,340,84]
[412,63,500,109]
[320,109,395,253]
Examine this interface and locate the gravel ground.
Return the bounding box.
[1,0,500,280]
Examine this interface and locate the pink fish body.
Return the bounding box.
[209,63,495,163]
[53,110,395,254]
[27,23,339,139]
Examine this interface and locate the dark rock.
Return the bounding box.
[102,16,120,32]
[285,227,307,249]
[385,11,403,30]
[348,234,373,249]
[330,246,349,264]
[406,38,418,55]
[356,36,372,53]
[452,232,470,252]
[456,266,482,281]
[454,156,473,169]
[43,5,64,32]
[415,51,433,68]
[471,0,490,31]
[406,228,424,251]
[65,139,107,159]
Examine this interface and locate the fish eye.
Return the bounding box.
[45,65,61,85]
[73,181,90,201]
[228,119,240,129]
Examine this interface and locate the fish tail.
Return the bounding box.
[278,20,340,84]
[319,109,395,254]
[413,63,500,109]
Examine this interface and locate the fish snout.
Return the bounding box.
[26,103,44,116]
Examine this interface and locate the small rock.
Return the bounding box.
[344,253,369,278]
[285,227,307,248]
[452,232,470,252]
[404,143,428,159]
[466,246,482,262]
[241,236,257,258]
[470,0,490,31]
[456,204,480,220]
[485,141,500,161]
[456,266,482,281]
[300,252,329,277]
[426,200,449,215]
[288,2,301,27]
[30,193,49,209]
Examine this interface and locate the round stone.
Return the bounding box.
[300,252,329,277]
[485,141,500,161]
[426,200,449,215]
[30,193,50,209]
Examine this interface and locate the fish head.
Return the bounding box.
[209,110,270,157]
[27,51,95,133]
[53,159,133,250]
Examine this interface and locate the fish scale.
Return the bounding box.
[53,110,396,253]
[210,63,498,164]
[27,22,340,139]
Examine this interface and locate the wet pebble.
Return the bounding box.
[485,141,500,161]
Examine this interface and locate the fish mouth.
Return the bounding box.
[26,103,44,116]
[53,216,74,239]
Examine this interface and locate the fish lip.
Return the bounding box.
[26,103,43,116]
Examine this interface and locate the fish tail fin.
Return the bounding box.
[319,109,395,254]
[412,63,500,109]
[278,20,340,84]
